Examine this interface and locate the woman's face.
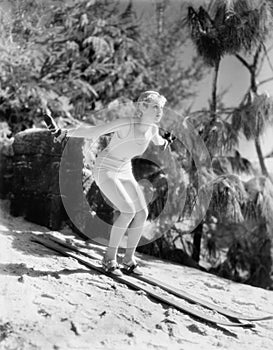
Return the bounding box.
[140,101,164,125]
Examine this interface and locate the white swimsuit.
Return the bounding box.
[93,120,152,185]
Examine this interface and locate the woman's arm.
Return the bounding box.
[66,117,131,139]
[151,125,176,150]
[151,125,168,147]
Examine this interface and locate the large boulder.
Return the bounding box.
[0,143,14,199]
[10,129,83,230]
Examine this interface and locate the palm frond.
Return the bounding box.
[243,176,273,235]
[202,116,239,154]
[197,35,223,66]
[120,0,134,21]
[207,174,246,222]
[213,3,226,27]
[229,150,253,174]
[187,1,273,66]
[198,6,215,32]
[260,177,273,236]
[228,0,273,52]
[187,6,223,66]
[213,151,253,175]
[232,92,273,139]
[244,176,266,200]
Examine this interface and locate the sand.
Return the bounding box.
[1,199,273,350]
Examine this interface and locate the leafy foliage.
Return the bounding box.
[212,152,253,175]
[243,176,273,234]
[140,7,206,108]
[232,91,273,139]
[37,1,149,111]
[187,0,273,66]
[0,0,206,133]
[188,109,240,155]
[209,221,272,289]
[0,0,150,132]
[204,175,273,289]
[185,0,273,276]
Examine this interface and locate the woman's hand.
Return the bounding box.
[162,131,176,145]
[160,131,176,150]
[43,108,67,143]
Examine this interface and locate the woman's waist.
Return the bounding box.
[95,151,132,171]
[97,149,132,162]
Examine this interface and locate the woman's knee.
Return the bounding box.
[119,205,136,222]
[134,208,149,223]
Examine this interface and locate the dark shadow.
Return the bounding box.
[186,322,239,338]
[85,158,168,226]
[207,324,239,338]
[9,231,64,258]
[0,263,98,278]
[0,228,103,275]
[143,293,239,336]
[0,226,49,252]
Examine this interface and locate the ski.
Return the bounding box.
[47,235,273,324]
[32,235,255,328]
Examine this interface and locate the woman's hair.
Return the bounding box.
[135,91,167,118]
[137,91,167,107]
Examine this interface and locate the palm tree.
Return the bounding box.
[187,0,273,150]
[232,48,273,179]
[186,0,273,262]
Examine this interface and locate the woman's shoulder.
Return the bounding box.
[105,117,131,132]
[118,116,132,126]
[115,117,132,138]
[108,116,131,127]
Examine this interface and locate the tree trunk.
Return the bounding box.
[250,63,271,179]
[192,59,221,263]
[248,45,271,178]
[211,58,220,121]
[255,136,270,177]
[192,222,203,263]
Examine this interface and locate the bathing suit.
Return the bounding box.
[93,120,153,186]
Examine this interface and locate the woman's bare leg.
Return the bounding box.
[120,179,148,264]
[97,177,136,261]
[123,210,148,264]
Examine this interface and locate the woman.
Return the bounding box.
[44,91,174,276]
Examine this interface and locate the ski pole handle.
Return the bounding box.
[43,108,67,143]
[162,131,176,145]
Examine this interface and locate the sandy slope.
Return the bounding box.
[0,199,273,350]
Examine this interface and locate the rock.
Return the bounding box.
[187,324,207,336]
[70,321,81,336]
[0,322,13,341]
[99,311,106,318]
[18,276,25,283]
